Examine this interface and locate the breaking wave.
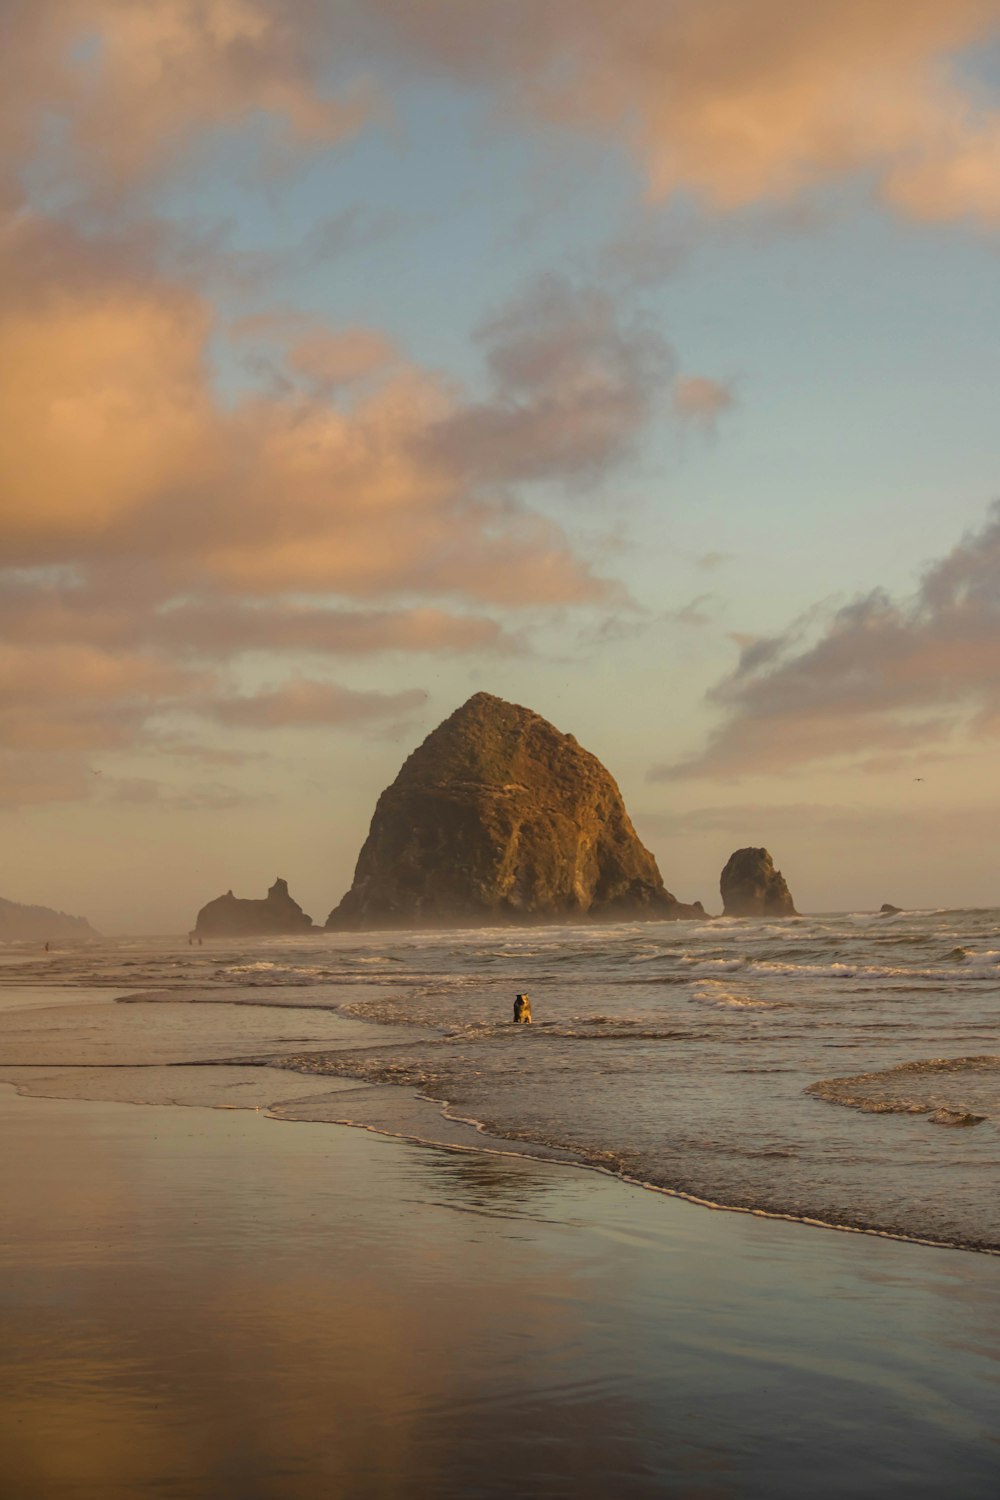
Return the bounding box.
[806,1056,1000,1127]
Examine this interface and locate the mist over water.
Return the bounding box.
[1,908,998,1251]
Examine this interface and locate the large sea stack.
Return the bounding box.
[720,848,797,917]
[193,878,314,937]
[326,692,702,930]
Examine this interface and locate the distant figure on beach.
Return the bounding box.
[43,942,49,952]
[513,993,532,1024]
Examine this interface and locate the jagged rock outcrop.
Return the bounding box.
[0,894,99,942]
[720,848,797,918]
[879,903,902,916]
[326,692,702,930]
[193,878,314,937]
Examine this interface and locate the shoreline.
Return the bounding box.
[2,941,997,1258]
[273,1082,1000,1258]
[4,1055,998,1259]
[2,1081,999,1498]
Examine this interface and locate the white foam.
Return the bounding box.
[692,981,779,1010]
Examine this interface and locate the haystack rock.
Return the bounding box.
[720,848,797,918]
[193,878,314,937]
[0,894,99,942]
[326,693,703,930]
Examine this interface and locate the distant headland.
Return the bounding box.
[0,894,99,943]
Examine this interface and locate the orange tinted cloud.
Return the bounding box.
[156,603,520,657]
[0,644,211,751]
[4,0,372,201]
[355,0,1000,220]
[0,587,520,658]
[207,681,427,729]
[0,217,620,800]
[287,329,398,391]
[13,4,1000,220]
[673,376,736,427]
[0,216,610,604]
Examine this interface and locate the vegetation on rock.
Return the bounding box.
[0,895,98,942]
[327,692,701,929]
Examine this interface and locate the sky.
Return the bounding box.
[2,0,1000,932]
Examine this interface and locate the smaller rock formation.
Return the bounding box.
[879,903,902,916]
[193,878,314,938]
[513,993,532,1024]
[720,848,797,917]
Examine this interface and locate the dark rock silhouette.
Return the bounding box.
[879,903,902,916]
[326,692,701,929]
[193,878,314,937]
[720,848,797,917]
[0,894,99,942]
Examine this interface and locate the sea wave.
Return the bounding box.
[4,907,1000,1252]
[806,1055,1000,1125]
[691,981,782,1010]
[677,953,1000,982]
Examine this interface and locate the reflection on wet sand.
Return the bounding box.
[269,1081,578,1165]
[406,1141,569,1218]
[2,1086,998,1499]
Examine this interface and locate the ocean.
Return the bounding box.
[1,906,998,1254]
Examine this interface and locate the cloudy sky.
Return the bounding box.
[3,1,1000,931]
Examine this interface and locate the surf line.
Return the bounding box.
[265,1080,1000,1259]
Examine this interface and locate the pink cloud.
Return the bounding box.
[672,376,736,428]
[207,681,427,729]
[424,276,675,484]
[653,504,1000,780]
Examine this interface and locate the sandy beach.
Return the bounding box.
[2,1080,998,1499]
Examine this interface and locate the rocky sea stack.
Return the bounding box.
[720,848,797,918]
[327,693,701,930]
[193,878,314,938]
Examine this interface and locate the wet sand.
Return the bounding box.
[1,1084,998,1499]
